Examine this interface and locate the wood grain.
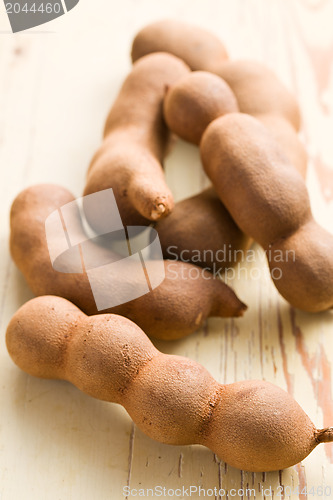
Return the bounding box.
[1,0,333,498]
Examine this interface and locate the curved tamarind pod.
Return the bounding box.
[201,113,333,312]
[155,187,251,271]
[163,71,238,144]
[83,52,190,230]
[131,19,228,72]
[10,185,247,340]
[6,295,333,471]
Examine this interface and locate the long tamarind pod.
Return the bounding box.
[6,295,333,472]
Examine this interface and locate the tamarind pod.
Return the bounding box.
[6,295,333,472]
[10,184,247,340]
[84,52,190,229]
[201,113,333,312]
[131,19,228,72]
[155,187,252,271]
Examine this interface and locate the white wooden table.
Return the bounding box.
[1,1,333,499]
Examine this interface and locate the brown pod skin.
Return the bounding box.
[6,296,333,472]
[83,53,190,230]
[163,71,239,145]
[10,184,247,341]
[155,187,251,271]
[201,114,311,250]
[201,113,333,312]
[257,113,307,179]
[213,60,301,131]
[218,66,307,176]
[268,221,333,312]
[131,19,228,72]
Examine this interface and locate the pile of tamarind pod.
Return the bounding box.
[7,18,333,475]
[163,71,333,312]
[134,20,308,273]
[83,27,253,270]
[132,19,307,179]
[10,26,251,341]
[10,184,246,341]
[6,296,333,472]
[132,18,333,312]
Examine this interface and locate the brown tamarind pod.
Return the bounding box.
[200,113,333,312]
[6,295,333,471]
[83,52,190,230]
[131,19,228,72]
[155,187,251,271]
[10,184,247,340]
[163,71,239,145]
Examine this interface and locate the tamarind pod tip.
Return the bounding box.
[211,286,248,319]
[315,427,333,444]
[151,203,166,220]
[236,302,248,317]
